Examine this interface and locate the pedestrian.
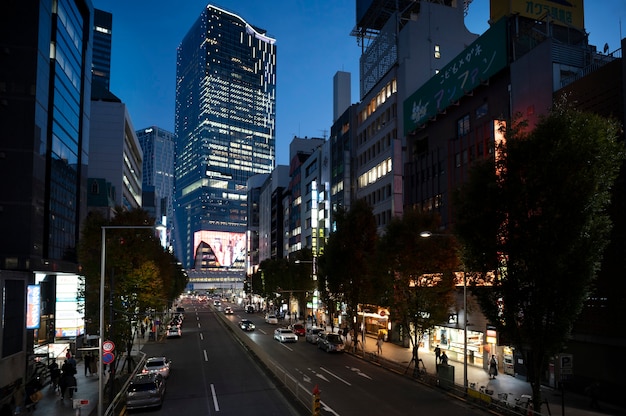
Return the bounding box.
[489,354,498,379]
[585,381,601,409]
[67,353,77,371]
[376,336,384,355]
[141,323,146,339]
[65,349,71,360]
[84,353,92,376]
[434,344,441,364]
[440,351,449,365]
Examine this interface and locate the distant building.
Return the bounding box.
[89,92,143,210]
[92,9,113,91]
[136,126,175,249]
[0,0,93,407]
[174,5,276,286]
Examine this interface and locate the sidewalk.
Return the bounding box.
[340,329,625,416]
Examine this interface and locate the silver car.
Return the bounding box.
[274,328,298,343]
[126,373,166,410]
[142,356,171,379]
[305,327,323,344]
[317,333,345,352]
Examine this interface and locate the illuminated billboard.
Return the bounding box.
[490,0,584,30]
[26,285,41,329]
[55,274,84,338]
[193,230,246,270]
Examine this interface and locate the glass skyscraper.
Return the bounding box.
[174,5,276,273]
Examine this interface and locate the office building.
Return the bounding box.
[0,0,93,407]
[136,126,175,248]
[92,9,112,91]
[174,5,276,281]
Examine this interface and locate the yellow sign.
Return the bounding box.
[490,0,584,30]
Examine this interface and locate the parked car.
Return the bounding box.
[305,327,323,344]
[142,357,171,379]
[317,333,344,353]
[126,373,166,410]
[224,306,233,314]
[273,328,298,343]
[167,326,182,338]
[239,319,255,331]
[291,323,306,336]
[265,314,278,324]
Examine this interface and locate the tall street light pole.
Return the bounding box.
[99,225,164,416]
[420,231,468,390]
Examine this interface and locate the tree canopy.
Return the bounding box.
[78,207,187,359]
[453,101,625,410]
[379,209,459,368]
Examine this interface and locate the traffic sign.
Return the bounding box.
[560,354,573,375]
[102,352,115,365]
[103,340,115,352]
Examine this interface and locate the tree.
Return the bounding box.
[322,199,378,349]
[78,207,186,371]
[453,101,625,411]
[379,209,458,373]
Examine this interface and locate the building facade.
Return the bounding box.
[174,5,277,280]
[92,8,112,91]
[136,126,175,249]
[0,0,93,408]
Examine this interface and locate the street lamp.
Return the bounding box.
[420,231,468,390]
[99,224,165,416]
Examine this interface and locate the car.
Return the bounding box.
[291,323,306,336]
[142,356,171,379]
[224,306,233,314]
[239,319,255,331]
[274,328,298,343]
[245,305,255,313]
[265,314,278,324]
[317,333,344,353]
[305,327,323,344]
[213,300,221,307]
[126,373,166,410]
[167,326,181,338]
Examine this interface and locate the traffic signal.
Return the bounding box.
[312,385,321,416]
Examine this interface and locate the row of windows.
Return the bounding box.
[358,157,392,189]
[357,129,395,170]
[359,79,397,123]
[364,184,393,210]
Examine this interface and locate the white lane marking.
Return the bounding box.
[346,366,372,380]
[198,322,201,328]
[258,329,267,335]
[321,401,340,415]
[210,383,220,411]
[200,333,204,340]
[320,367,351,385]
[203,350,208,361]
[278,342,294,351]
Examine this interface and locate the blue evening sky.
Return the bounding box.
[94,0,626,166]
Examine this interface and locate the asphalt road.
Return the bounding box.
[133,298,305,415]
[220,301,486,416]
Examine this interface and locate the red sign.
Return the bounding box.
[102,340,115,352]
[102,352,115,365]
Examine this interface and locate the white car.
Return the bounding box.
[265,314,278,324]
[142,356,171,379]
[167,326,181,338]
[274,328,298,343]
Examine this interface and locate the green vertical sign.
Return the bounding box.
[404,18,508,135]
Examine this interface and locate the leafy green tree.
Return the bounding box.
[322,199,378,349]
[78,207,186,369]
[453,101,624,411]
[379,209,458,372]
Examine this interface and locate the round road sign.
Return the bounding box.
[103,340,115,352]
[102,352,115,365]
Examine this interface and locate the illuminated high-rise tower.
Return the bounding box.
[174,5,276,284]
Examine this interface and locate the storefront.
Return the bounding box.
[431,325,485,367]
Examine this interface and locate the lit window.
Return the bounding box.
[434,45,441,59]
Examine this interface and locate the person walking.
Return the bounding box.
[84,352,92,376]
[489,354,498,379]
[376,336,384,355]
[440,351,449,365]
[434,344,441,364]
